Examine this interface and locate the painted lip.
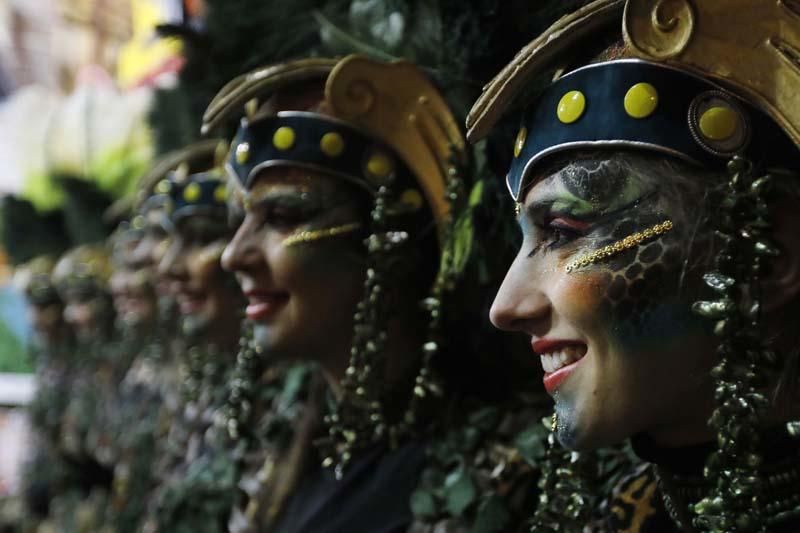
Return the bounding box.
[115,297,149,317]
[173,285,206,315]
[244,290,289,321]
[176,293,205,315]
[542,359,583,394]
[532,338,587,394]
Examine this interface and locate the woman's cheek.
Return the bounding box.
[554,270,614,328]
[188,242,227,288]
[594,235,705,355]
[268,227,363,288]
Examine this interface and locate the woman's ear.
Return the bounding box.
[761,200,800,312]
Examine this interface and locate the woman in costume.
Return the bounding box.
[53,245,116,351]
[142,141,245,533]
[15,256,71,357]
[201,54,505,532]
[468,0,800,531]
[14,254,75,526]
[47,244,120,529]
[104,173,185,533]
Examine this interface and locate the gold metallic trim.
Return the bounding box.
[565,219,673,273]
[281,222,362,248]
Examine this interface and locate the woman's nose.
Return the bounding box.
[158,240,185,280]
[490,260,551,333]
[221,223,261,274]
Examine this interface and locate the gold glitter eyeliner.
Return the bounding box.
[564,220,673,273]
[281,222,362,248]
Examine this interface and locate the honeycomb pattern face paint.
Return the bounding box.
[523,157,708,352]
[500,153,720,449]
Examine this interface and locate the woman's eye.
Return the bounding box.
[528,217,589,257]
[259,204,320,229]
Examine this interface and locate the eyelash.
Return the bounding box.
[184,228,226,245]
[527,218,587,257]
[253,204,321,231]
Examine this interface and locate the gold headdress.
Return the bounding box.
[13,255,60,305]
[467,2,800,531]
[468,0,800,149]
[205,55,470,475]
[53,244,113,299]
[202,54,466,244]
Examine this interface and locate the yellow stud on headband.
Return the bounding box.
[565,220,673,273]
[281,222,362,248]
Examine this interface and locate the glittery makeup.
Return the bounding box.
[524,164,701,352]
[281,222,362,248]
[222,169,368,365]
[492,153,721,451]
[565,220,673,273]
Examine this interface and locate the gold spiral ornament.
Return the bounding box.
[623,0,696,59]
[328,76,375,119]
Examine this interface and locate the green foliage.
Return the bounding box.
[156,451,237,533]
[474,494,512,533]
[411,402,544,532]
[514,423,549,466]
[443,464,477,516]
[278,364,310,410]
[0,319,29,373]
[409,488,436,518]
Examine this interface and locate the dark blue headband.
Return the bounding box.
[507,59,800,201]
[226,111,416,193]
[159,171,227,221]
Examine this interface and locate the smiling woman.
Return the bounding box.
[493,151,717,451]
[201,55,479,533]
[140,142,246,533]
[160,175,242,346]
[470,0,800,531]
[223,166,369,371]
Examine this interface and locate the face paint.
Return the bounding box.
[491,154,718,449]
[161,214,240,340]
[565,220,673,273]
[111,229,159,330]
[222,168,367,370]
[64,295,111,342]
[30,303,64,346]
[281,222,362,248]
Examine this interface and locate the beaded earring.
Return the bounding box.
[321,182,403,478]
[691,156,781,532]
[321,151,466,479]
[528,412,598,532]
[225,321,263,443]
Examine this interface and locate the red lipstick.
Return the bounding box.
[245,290,288,321]
[532,339,587,394]
[542,361,582,394]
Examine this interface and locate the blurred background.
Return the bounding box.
[0,0,574,525]
[0,0,192,503]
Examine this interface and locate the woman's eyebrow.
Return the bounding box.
[523,199,554,224]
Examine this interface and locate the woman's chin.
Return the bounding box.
[553,405,627,451]
[557,421,631,451]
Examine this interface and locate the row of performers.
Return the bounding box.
[13,2,800,531]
